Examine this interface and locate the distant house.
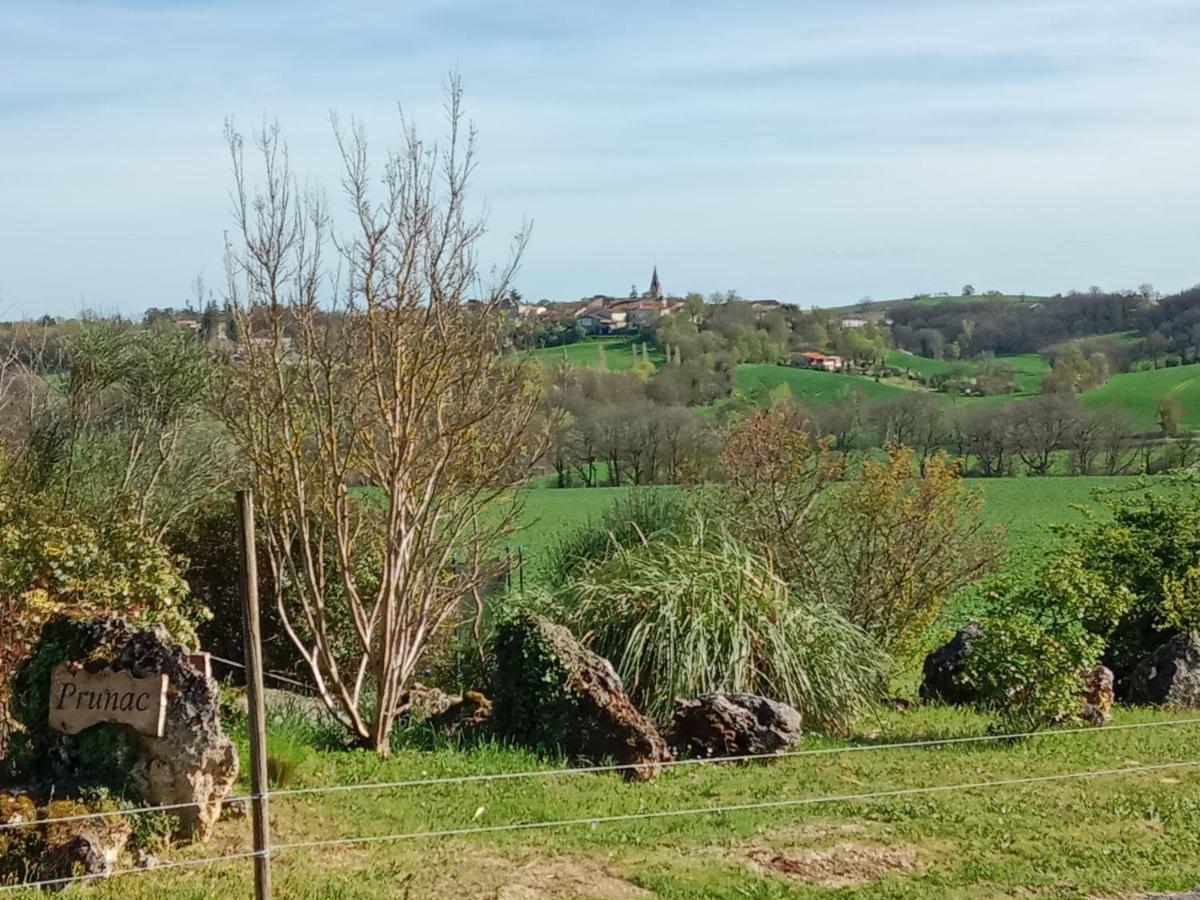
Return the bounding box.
[795,351,843,372]
[840,315,869,329]
[577,308,628,335]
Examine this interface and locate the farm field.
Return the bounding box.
[43,704,1200,899]
[512,476,1144,583]
[524,337,665,371]
[1080,364,1200,430]
[884,349,1049,395]
[735,363,910,404]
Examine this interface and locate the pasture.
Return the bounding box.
[524,337,665,371]
[1080,365,1200,430]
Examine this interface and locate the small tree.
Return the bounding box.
[220,82,553,754]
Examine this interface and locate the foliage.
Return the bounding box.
[719,408,1001,664]
[15,319,231,537]
[1161,564,1200,635]
[966,553,1135,730]
[552,513,887,727]
[1057,476,1200,678]
[0,476,202,758]
[538,488,692,588]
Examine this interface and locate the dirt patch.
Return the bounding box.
[747,841,920,888]
[491,857,652,899]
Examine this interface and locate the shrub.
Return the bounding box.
[554,514,887,728]
[539,488,692,588]
[719,409,1002,665]
[966,553,1134,730]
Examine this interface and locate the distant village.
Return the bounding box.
[146,266,877,372]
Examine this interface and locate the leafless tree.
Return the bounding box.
[219,81,552,754]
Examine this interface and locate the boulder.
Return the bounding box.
[395,682,457,720]
[492,614,672,780]
[429,690,493,736]
[919,623,982,705]
[1079,665,1115,726]
[15,616,238,841]
[1125,634,1200,709]
[666,693,802,759]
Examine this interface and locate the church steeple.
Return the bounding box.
[647,265,662,301]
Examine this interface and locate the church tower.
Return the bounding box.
[647,265,662,301]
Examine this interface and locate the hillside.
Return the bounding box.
[524,337,665,371]
[735,363,910,403]
[1080,364,1200,429]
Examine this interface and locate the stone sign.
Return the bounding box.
[48,665,169,737]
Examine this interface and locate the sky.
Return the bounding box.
[2,0,1200,319]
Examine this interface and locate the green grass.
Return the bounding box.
[44,704,1200,898]
[735,364,911,404]
[523,337,665,371]
[513,476,1145,599]
[1081,364,1200,429]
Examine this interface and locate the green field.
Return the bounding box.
[1081,364,1200,429]
[512,476,1141,585]
[524,337,665,371]
[735,364,911,404]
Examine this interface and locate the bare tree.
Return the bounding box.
[220,81,552,754]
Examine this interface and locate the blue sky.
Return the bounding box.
[2,0,1199,319]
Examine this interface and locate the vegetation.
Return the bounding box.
[552,514,886,725]
[218,85,553,755]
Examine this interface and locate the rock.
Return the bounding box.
[429,690,493,736]
[23,616,239,841]
[220,797,248,820]
[0,790,36,826]
[919,623,982,705]
[395,683,457,720]
[1079,665,1115,725]
[1125,633,1200,709]
[666,693,802,759]
[492,614,672,780]
[40,805,133,887]
[134,849,159,869]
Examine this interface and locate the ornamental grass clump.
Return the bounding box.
[558,515,887,728]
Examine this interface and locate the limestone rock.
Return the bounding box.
[492,614,672,780]
[1079,664,1115,725]
[666,693,802,759]
[919,623,982,705]
[1125,634,1200,709]
[395,682,457,720]
[429,690,493,735]
[35,616,239,841]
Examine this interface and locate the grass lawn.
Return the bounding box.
[524,337,665,372]
[1081,364,1200,430]
[45,704,1200,898]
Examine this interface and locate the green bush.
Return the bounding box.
[552,514,887,727]
[490,612,582,755]
[966,552,1135,730]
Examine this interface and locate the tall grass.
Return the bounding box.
[538,489,692,588]
[557,514,887,728]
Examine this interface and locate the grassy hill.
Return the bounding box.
[524,337,664,371]
[735,364,910,404]
[1080,364,1200,429]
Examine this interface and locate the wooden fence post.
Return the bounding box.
[237,489,272,900]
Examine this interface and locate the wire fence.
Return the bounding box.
[2,715,1197,893]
